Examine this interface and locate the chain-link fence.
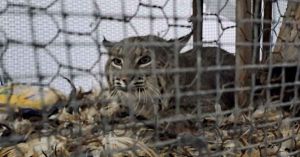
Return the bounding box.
[0,0,300,156]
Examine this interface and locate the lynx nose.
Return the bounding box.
[120,75,133,85]
[121,76,128,85]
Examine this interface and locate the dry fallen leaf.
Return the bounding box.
[0,135,69,157]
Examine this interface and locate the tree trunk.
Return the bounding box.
[272,1,300,63]
[236,0,253,107]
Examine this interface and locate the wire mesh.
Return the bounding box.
[0,0,300,156]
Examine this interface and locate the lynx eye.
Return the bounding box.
[138,55,151,65]
[112,58,122,67]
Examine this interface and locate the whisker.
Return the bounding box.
[148,81,160,94]
[110,89,116,96]
[147,83,163,111]
[140,101,146,116]
[147,83,160,98]
[141,89,148,116]
[142,89,146,104]
[138,89,141,104]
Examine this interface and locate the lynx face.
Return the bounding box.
[103,34,191,118]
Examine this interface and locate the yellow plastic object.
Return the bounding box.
[0,84,66,110]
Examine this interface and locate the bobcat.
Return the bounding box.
[103,33,235,119]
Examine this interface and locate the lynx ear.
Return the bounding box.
[102,37,116,51]
[167,31,192,52]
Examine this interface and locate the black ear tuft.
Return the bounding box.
[167,31,192,52]
[102,37,115,50]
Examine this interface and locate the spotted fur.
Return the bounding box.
[103,33,235,119]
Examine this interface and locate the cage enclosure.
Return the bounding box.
[0,0,300,156]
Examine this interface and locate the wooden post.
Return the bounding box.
[192,0,203,45]
[262,0,272,62]
[236,0,253,107]
[192,0,204,127]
